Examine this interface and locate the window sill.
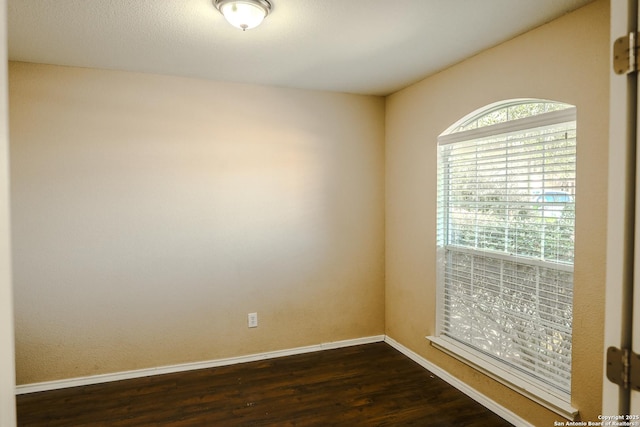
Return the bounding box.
[426,335,579,421]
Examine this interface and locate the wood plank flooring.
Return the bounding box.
[17,342,514,426]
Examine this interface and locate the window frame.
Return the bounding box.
[427,101,579,420]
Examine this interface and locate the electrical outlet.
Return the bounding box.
[248,312,258,328]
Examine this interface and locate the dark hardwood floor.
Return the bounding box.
[17,342,513,426]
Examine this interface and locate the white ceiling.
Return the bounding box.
[8,0,595,96]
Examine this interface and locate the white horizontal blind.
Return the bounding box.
[437,107,576,395]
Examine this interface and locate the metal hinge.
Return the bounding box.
[606,347,640,390]
[614,32,639,74]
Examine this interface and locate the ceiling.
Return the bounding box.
[7,0,595,96]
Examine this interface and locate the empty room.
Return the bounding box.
[0,0,623,425]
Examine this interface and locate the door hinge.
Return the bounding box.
[614,32,639,75]
[606,347,640,390]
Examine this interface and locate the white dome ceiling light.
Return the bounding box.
[213,0,273,31]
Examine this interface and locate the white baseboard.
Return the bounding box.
[384,336,533,427]
[15,333,533,426]
[15,335,385,395]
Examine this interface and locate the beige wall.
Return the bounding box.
[385,0,609,424]
[9,62,386,384]
[1,0,17,424]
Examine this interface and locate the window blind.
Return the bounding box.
[436,108,576,395]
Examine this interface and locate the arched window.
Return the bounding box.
[434,99,576,409]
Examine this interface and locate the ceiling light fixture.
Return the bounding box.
[213,0,272,31]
